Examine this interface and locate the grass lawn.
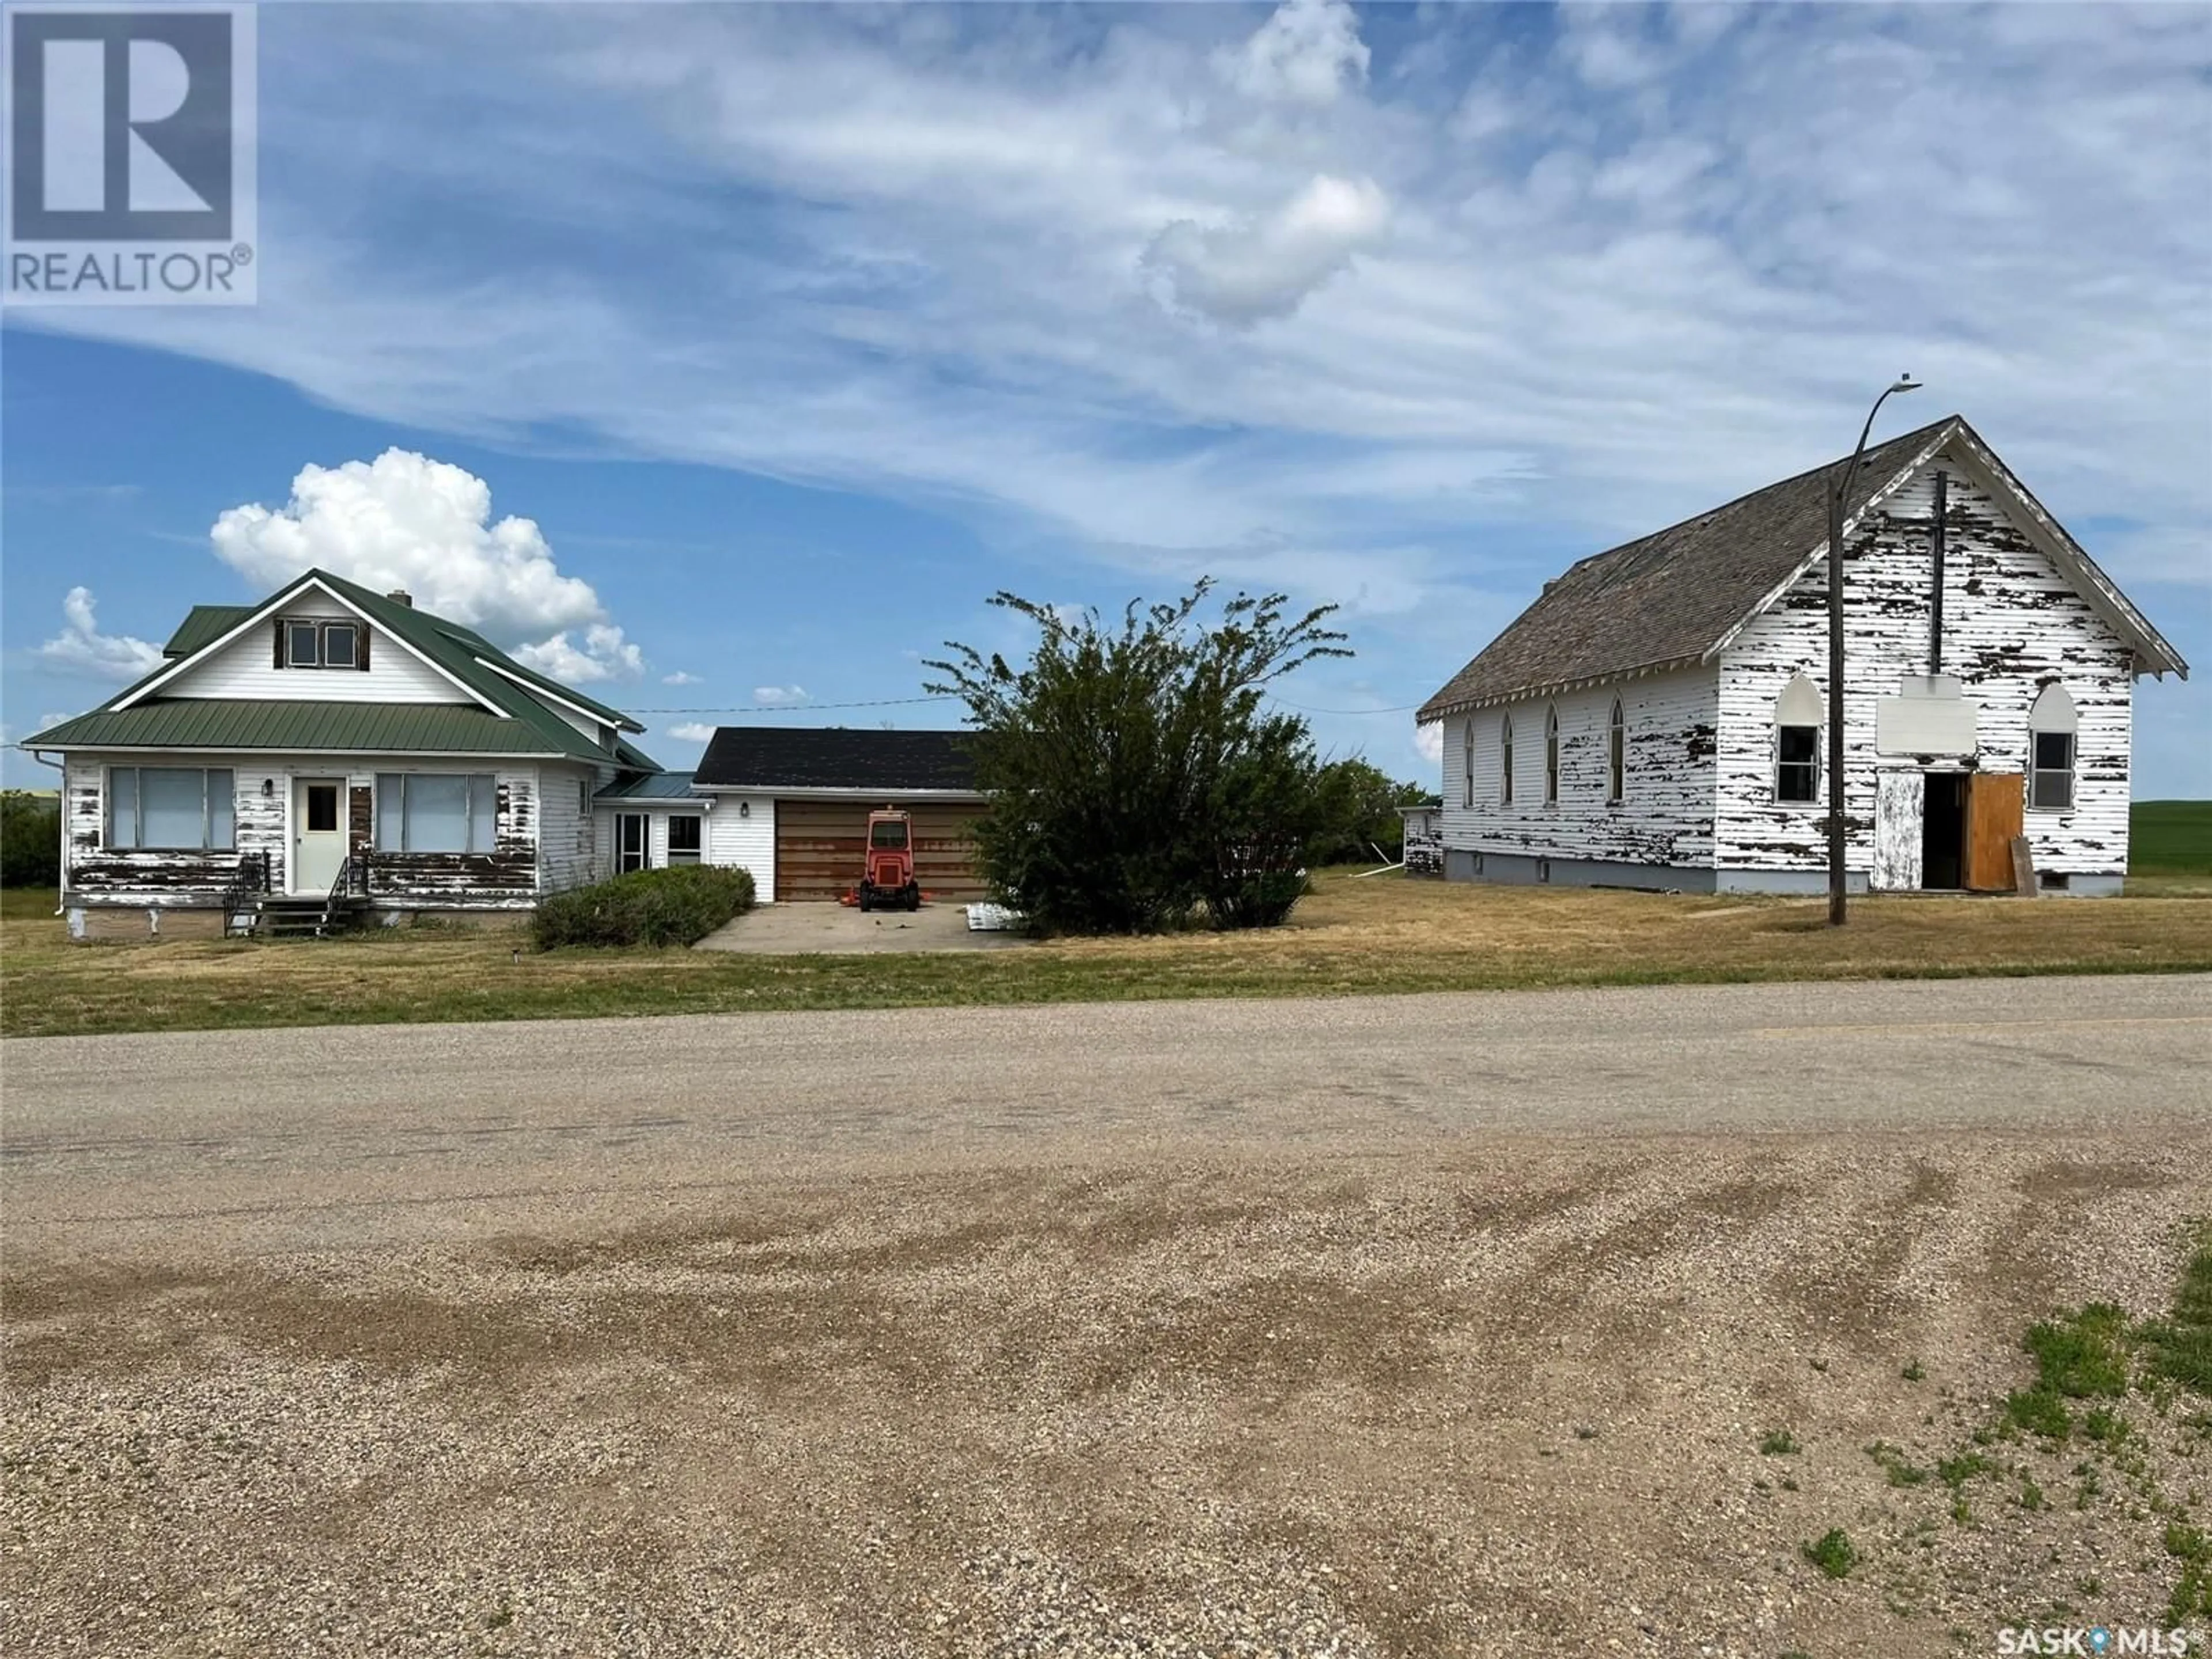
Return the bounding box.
[2129,800,2212,893]
[5,860,2210,1039]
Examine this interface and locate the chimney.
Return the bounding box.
[387,589,413,608]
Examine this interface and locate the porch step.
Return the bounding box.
[253,895,370,940]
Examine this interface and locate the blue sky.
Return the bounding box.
[5,1,2207,793]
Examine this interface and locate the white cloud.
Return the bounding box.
[1218,0,1370,107]
[37,588,163,681]
[661,669,703,685]
[1413,721,1444,767]
[513,623,645,684]
[1145,174,1389,327]
[665,721,717,743]
[211,449,604,640]
[751,684,808,705]
[207,448,656,682]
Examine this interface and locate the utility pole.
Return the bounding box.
[1827,375,1922,926]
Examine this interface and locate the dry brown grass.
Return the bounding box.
[4,874,2209,1039]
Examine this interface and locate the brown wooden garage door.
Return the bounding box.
[774,800,987,903]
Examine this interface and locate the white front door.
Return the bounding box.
[294,778,347,893]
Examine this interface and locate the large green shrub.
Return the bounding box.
[927,580,1353,934]
[1,792,63,889]
[531,865,755,950]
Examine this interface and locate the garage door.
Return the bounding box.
[774,800,987,903]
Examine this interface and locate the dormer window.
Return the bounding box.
[279,618,366,671]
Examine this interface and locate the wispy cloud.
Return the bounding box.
[661,669,703,686]
[37,588,162,681]
[665,721,717,743]
[16,1,2206,721]
[751,684,809,706]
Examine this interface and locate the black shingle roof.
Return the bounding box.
[693,727,980,793]
[1419,416,1962,719]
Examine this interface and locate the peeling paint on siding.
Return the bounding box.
[1435,449,2139,883]
[1439,671,1717,867]
[61,756,553,910]
[1717,452,2133,878]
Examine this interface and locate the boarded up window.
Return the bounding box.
[1607,699,1624,804]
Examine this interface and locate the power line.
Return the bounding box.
[1278,703,1423,715]
[634,692,1422,717]
[631,695,960,714]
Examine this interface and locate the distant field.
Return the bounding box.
[2131,799,2212,878]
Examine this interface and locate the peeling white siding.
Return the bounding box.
[63,755,547,910]
[63,752,286,902]
[1716,451,2135,878]
[1438,671,1718,867]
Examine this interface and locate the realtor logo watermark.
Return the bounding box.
[4,3,257,304]
[1998,1627,2200,1655]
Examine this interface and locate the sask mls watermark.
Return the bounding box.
[3,3,257,304]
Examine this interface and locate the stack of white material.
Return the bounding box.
[964,902,1023,931]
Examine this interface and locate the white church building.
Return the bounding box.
[1416,415,2187,897]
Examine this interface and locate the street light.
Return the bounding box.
[1827,374,1922,926]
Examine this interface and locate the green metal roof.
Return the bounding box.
[22,700,607,756]
[24,569,661,770]
[309,570,645,734]
[162,604,257,658]
[596,770,699,802]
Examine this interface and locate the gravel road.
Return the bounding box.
[5,975,2210,1657]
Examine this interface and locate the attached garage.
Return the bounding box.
[773,799,985,903]
[691,727,989,903]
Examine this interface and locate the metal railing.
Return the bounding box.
[220,850,271,935]
[319,851,370,934]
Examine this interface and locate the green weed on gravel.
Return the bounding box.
[2139,1229,2212,1396]
[1801,1529,1857,1580]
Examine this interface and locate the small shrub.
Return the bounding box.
[531,866,755,950]
[1902,1358,1926,1382]
[1802,1528,1856,1580]
[0,791,62,888]
[1760,1429,1801,1456]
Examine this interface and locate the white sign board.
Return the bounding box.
[1877,677,1980,757]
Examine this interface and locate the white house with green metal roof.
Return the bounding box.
[21,569,664,940]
